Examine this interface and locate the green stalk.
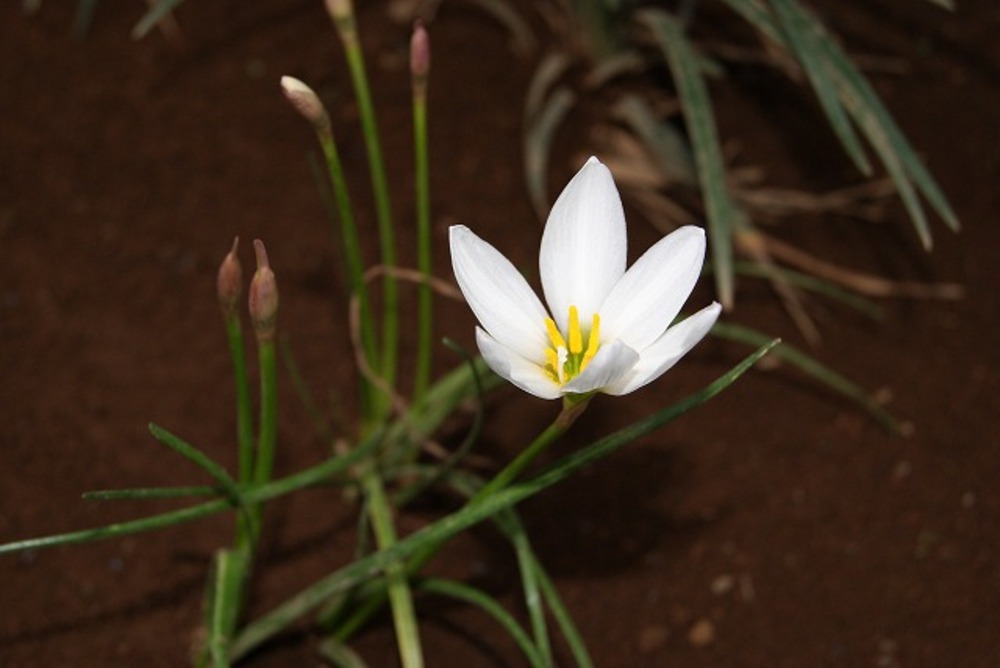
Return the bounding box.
[412,22,433,402]
[202,546,251,668]
[215,239,255,493]
[331,396,591,642]
[361,464,425,668]
[331,3,399,418]
[252,340,278,488]
[318,130,379,421]
[223,313,255,487]
[248,239,279,533]
[472,396,590,503]
[280,76,380,425]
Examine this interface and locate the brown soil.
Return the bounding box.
[1,1,997,666]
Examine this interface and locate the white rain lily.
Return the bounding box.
[449,156,722,400]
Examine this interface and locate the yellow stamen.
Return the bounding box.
[568,305,583,354]
[582,313,601,368]
[541,306,603,386]
[545,317,566,350]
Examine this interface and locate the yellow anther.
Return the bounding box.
[542,307,603,385]
[545,317,566,350]
[568,305,583,354]
[582,312,601,367]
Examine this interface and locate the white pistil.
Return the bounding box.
[544,305,601,386]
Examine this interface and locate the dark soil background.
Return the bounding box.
[1,0,997,665]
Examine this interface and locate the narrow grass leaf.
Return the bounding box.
[613,94,697,186]
[318,637,370,668]
[532,561,593,668]
[768,0,872,175]
[525,52,573,124]
[229,344,774,659]
[418,579,546,667]
[525,87,576,221]
[639,9,738,308]
[711,321,901,432]
[515,532,552,666]
[83,486,219,501]
[817,32,960,239]
[148,423,242,504]
[132,0,185,39]
[0,434,381,556]
[722,0,959,244]
[727,261,884,320]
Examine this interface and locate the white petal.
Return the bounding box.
[476,327,561,400]
[605,302,721,396]
[450,225,550,364]
[539,157,627,331]
[562,339,640,395]
[599,226,706,352]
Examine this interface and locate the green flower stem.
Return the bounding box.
[361,464,425,668]
[331,397,591,643]
[335,14,399,419]
[317,129,378,421]
[252,339,278,488]
[202,546,251,668]
[412,72,432,402]
[473,395,591,503]
[223,312,255,487]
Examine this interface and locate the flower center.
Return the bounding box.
[543,305,601,385]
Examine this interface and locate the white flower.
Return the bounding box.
[450,156,722,400]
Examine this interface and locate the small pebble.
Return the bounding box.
[688,618,715,647]
[710,574,735,596]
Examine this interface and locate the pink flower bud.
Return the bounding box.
[249,239,279,342]
[216,237,243,317]
[410,21,430,81]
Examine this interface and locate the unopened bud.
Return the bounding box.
[280,76,331,134]
[410,21,430,84]
[217,237,242,317]
[249,239,278,342]
[325,0,353,22]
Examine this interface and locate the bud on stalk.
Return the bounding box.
[280,76,332,137]
[248,239,278,342]
[216,237,243,318]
